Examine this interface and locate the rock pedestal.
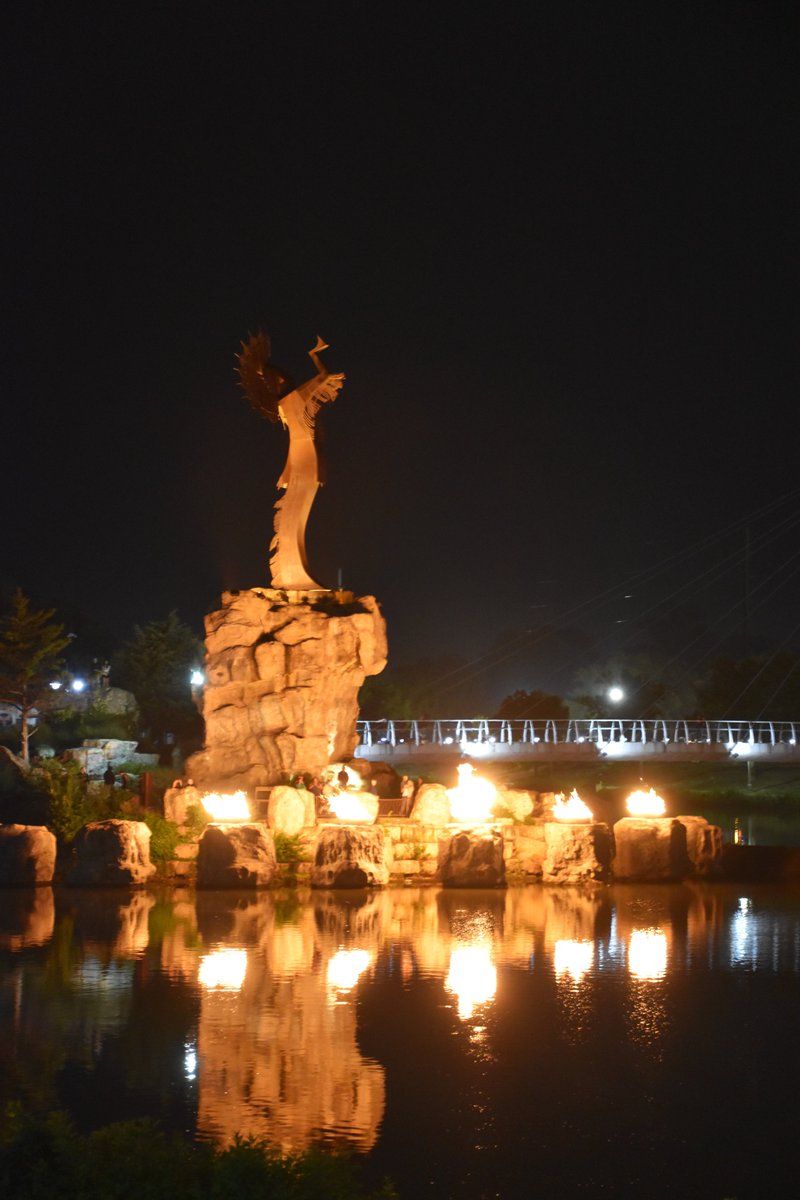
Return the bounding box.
[0,824,57,884]
[66,820,155,886]
[543,821,613,883]
[186,588,387,791]
[612,817,690,881]
[676,815,723,877]
[311,826,389,888]
[439,828,506,888]
[410,783,451,825]
[197,823,277,888]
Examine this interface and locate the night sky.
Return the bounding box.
[3,3,798,705]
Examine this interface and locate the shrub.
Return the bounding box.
[130,810,181,861]
[273,832,308,863]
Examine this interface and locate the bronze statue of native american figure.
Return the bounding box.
[236,332,345,590]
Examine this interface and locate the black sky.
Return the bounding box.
[3,2,798,703]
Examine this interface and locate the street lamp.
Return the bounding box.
[608,686,624,704]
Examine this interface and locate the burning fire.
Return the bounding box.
[324,763,377,822]
[447,763,497,824]
[626,787,666,817]
[201,790,251,822]
[551,789,593,822]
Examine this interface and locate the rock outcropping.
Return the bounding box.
[0,824,57,885]
[439,828,506,887]
[542,821,613,883]
[66,820,155,886]
[311,826,389,888]
[196,823,277,888]
[186,588,387,791]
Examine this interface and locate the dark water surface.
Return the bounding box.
[2,882,800,1199]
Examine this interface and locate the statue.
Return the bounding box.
[236,333,345,590]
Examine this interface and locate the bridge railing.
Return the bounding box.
[356,718,800,750]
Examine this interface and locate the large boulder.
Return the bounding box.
[495,787,535,823]
[267,785,316,835]
[66,820,155,886]
[612,817,690,882]
[542,821,613,883]
[676,815,723,877]
[186,588,387,791]
[311,826,389,888]
[197,822,277,888]
[410,783,451,826]
[439,828,506,887]
[0,823,57,884]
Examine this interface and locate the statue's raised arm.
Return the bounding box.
[236,333,345,590]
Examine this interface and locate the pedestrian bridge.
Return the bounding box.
[355,718,800,764]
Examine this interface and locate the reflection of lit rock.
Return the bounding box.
[0,824,56,884]
[311,826,389,888]
[543,822,613,883]
[66,820,155,886]
[267,785,315,835]
[439,828,506,888]
[70,890,155,956]
[195,903,386,1153]
[676,815,723,877]
[543,886,607,948]
[197,823,277,888]
[612,817,690,881]
[410,783,451,825]
[0,887,55,948]
[109,891,154,956]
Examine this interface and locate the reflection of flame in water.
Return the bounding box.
[551,789,593,822]
[447,763,497,824]
[198,948,248,991]
[201,791,251,822]
[628,928,668,979]
[327,948,371,995]
[554,939,594,982]
[625,787,666,817]
[446,943,497,1019]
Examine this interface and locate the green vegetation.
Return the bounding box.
[0,1107,397,1200]
[273,832,308,863]
[0,589,71,763]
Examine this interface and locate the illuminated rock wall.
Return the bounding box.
[187,588,387,791]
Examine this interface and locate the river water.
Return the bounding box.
[2,880,799,1199]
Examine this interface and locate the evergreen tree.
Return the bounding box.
[116,612,203,755]
[0,589,70,763]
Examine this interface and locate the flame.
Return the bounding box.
[201,790,251,822]
[626,787,666,817]
[445,943,497,1019]
[326,791,376,821]
[446,763,497,823]
[551,789,593,822]
[198,948,248,991]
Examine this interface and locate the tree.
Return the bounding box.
[494,689,569,722]
[115,612,203,756]
[0,590,71,763]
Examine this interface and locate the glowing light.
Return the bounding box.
[49,680,62,690]
[326,791,377,821]
[445,944,497,1019]
[628,928,667,979]
[625,787,666,817]
[327,948,371,993]
[201,791,251,821]
[198,948,247,991]
[446,763,497,823]
[608,686,624,703]
[554,939,594,982]
[551,789,593,822]
[71,678,86,693]
[190,669,205,687]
